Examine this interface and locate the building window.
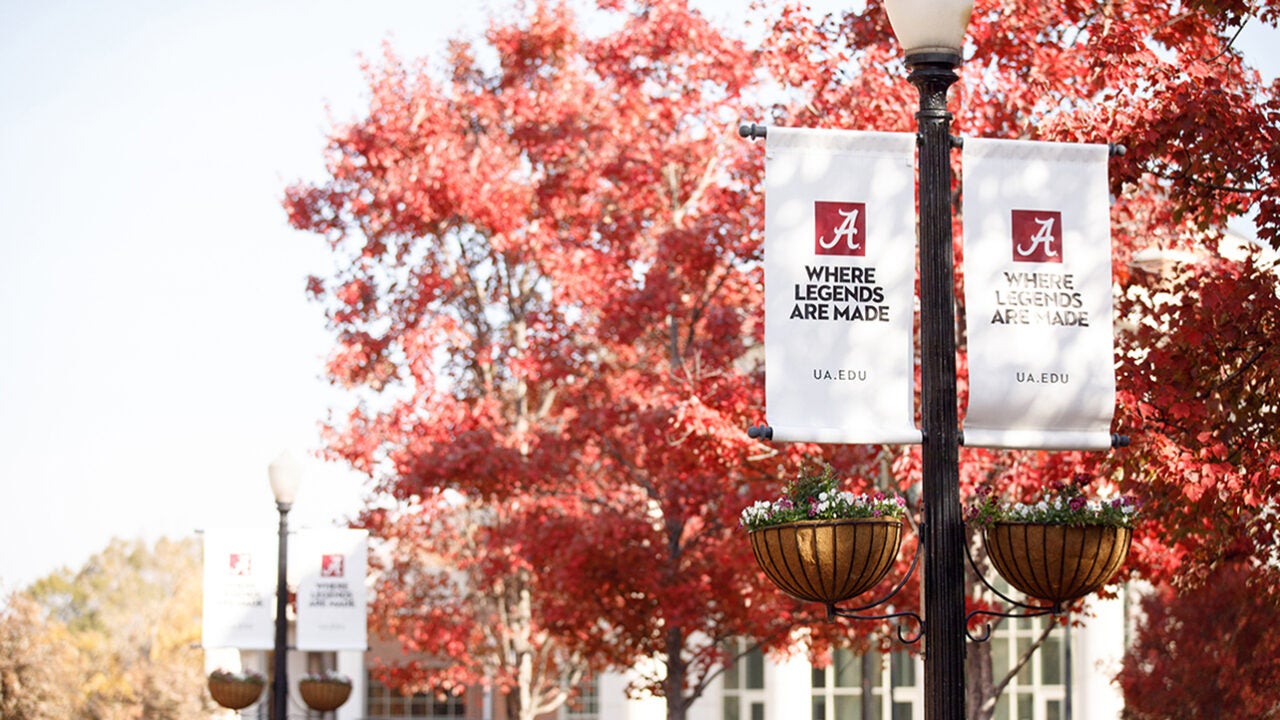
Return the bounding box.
[562,675,599,720]
[365,672,465,719]
[811,647,922,720]
[989,615,1066,720]
[723,639,766,720]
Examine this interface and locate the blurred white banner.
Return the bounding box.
[201,528,276,650]
[295,528,368,651]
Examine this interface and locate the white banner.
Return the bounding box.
[202,529,276,649]
[295,528,368,651]
[961,138,1116,450]
[764,128,921,444]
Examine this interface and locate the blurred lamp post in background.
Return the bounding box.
[268,452,302,720]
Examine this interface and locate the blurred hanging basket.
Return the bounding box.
[983,522,1132,604]
[299,678,353,712]
[207,670,265,710]
[749,517,903,604]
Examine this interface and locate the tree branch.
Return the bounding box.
[980,619,1058,717]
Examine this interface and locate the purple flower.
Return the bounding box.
[1069,496,1087,511]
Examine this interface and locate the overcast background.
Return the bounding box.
[2,0,1275,593]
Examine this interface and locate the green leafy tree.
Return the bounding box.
[24,536,209,720]
[0,593,80,720]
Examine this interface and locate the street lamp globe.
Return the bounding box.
[268,451,302,507]
[883,0,973,59]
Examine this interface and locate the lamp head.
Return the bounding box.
[883,0,973,61]
[267,451,302,506]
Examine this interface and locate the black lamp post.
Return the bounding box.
[268,452,302,720]
[881,1,973,718]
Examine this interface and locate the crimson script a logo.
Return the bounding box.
[321,554,345,578]
[814,201,867,257]
[1011,209,1063,263]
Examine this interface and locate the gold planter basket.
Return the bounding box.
[983,522,1132,604]
[207,678,264,710]
[300,680,353,712]
[749,517,903,605]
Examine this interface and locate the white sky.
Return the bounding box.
[1,0,1275,593]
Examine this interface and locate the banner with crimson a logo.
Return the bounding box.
[201,529,276,649]
[296,529,368,650]
[762,128,920,444]
[961,139,1116,450]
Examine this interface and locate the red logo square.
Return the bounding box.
[321,554,345,578]
[1011,210,1063,263]
[228,554,252,576]
[814,201,866,257]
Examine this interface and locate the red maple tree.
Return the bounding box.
[1116,561,1280,718]
[363,493,593,720]
[286,3,849,719]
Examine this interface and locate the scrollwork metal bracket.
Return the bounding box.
[962,532,1064,642]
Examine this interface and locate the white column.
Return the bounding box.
[765,653,813,720]
[335,650,364,720]
[1072,589,1127,719]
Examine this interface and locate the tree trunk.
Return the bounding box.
[966,635,995,720]
[970,619,1056,720]
[511,576,534,720]
[664,626,688,720]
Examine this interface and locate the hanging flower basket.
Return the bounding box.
[299,678,353,712]
[741,465,908,606]
[749,517,903,604]
[983,522,1132,604]
[207,670,265,710]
